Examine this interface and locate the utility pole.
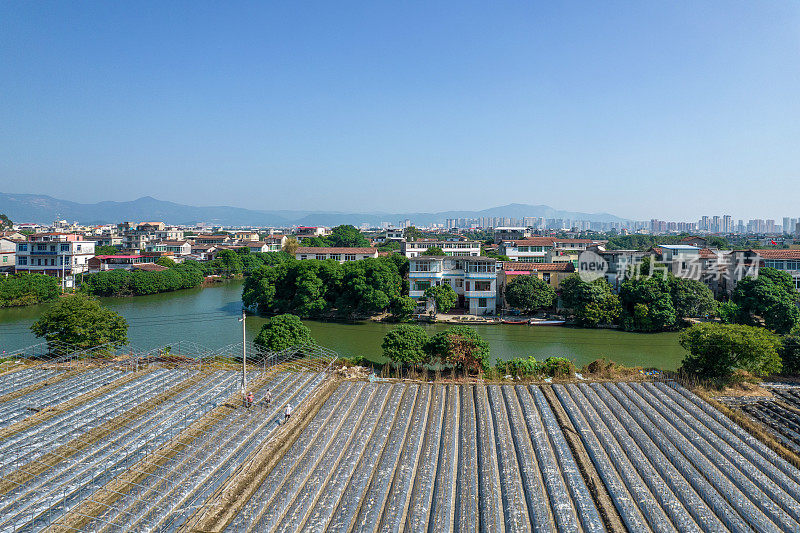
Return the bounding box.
[240,308,247,394]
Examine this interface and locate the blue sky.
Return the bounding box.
[1,1,798,220]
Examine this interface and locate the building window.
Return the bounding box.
[415,281,431,291]
[474,281,491,291]
[345,254,356,261]
[18,244,27,251]
[316,254,326,260]
[455,279,463,288]
[330,254,341,261]
[17,257,27,265]
[478,298,487,307]
[300,255,307,260]
[61,244,69,251]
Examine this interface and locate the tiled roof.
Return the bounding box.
[296,247,378,254]
[501,262,575,272]
[753,249,800,259]
[132,263,169,271]
[506,238,556,246]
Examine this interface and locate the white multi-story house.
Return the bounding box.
[295,247,378,263]
[0,237,18,272]
[499,238,555,262]
[754,249,800,291]
[409,256,497,315]
[15,233,95,283]
[386,228,404,241]
[401,239,481,258]
[265,234,287,251]
[145,240,192,257]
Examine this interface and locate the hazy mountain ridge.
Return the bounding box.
[0,193,632,226]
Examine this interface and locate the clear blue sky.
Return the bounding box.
[1,1,798,220]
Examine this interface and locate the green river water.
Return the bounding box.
[0,280,687,369]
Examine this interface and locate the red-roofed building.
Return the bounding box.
[753,249,800,291]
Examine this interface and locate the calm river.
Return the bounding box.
[0,280,687,369]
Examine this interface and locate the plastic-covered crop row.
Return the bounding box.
[552,381,800,533]
[0,367,128,430]
[229,382,599,533]
[0,368,60,397]
[122,371,322,532]
[0,369,193,473]
[0,371,239,533]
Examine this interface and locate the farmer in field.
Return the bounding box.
[264,388,272,408]
[247,391,254,410]
[284,403,292,422]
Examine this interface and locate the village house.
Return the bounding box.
[401,239,482,258]
[497,262,575,310]
[294,247,378,263]
[409,255,497,316]
[14,233,96,284]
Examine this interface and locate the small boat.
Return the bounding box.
[529,319,565,326]
[501,319,529,325]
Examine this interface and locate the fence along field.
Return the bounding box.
[3,341,800,532]
[0,341,336,533]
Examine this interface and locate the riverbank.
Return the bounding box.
[0,279,689,370]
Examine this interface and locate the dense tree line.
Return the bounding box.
[0,273,61,307]
[557,258,717,331]
[82,262,205,296]
[242,254,409,319]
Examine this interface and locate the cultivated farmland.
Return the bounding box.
[3,348,800,532]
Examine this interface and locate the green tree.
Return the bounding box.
[669,277,717,319]
[390,295,418,321]
[729,267,800,333]
[381,324,429,368]
[30,294,128,351]
[155,256,176,268]
[425,325,489,372]
[505,275,556,314]
[0,273,61,307]
[679,323,782,384]
[95,245,121,255]
[403,226,422,241]
[0,213,12,230]
[424,284,457,316]
[780,327,800,376]
[214,249,244,277]
[253,313,314,353]
[619,259,677,331]
[328,225,370,247]
[421,246,444,256]
[559,274,621,327]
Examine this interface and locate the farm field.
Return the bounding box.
[219,380,800,532]
[734,385,800,455]
[0,344,335,533]
[3,356,800,532]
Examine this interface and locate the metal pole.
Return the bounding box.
[240,308,246,394]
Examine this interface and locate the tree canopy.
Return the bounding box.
[301,225,371,248]
[0,273,61,307]
[421,247,444,256]
[559,274,621,327]
[424,284,457,316]
[679,323,782,384]
[381,324,429,368]
[242,255,406,318]
[505,275,556,314]
[253,314,314,353]
[30,294,128,351]
[726,267,800,334]
[0,213,12,230]
[82,262,204,296]
[425,325,490,373]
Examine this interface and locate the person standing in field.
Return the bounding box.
[284,403,292,422]
[264,389,272,409]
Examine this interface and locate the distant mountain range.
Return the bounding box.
[0,193,634,227]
